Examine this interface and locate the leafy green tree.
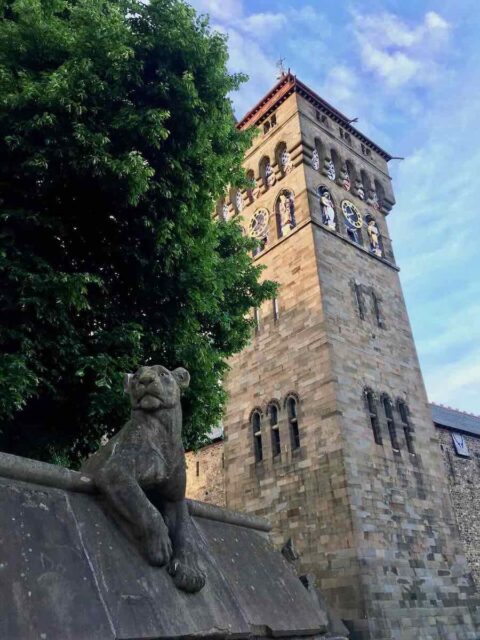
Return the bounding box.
[0,0,275,464]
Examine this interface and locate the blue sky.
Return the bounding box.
[188,0,480,415]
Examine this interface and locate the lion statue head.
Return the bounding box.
[124,365,190,412]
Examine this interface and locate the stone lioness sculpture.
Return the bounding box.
[82,364,205,593]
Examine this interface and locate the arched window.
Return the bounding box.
[365,213,383,257]
[268,401,281,457]
[286,396,300,450]
[374,180,386,211]
[318,186,337,230]
[365,388,382,445]
[276,142,292,175]
[346,160,357,191]
[260,156,275,189]
[331,149,342,183]
[251,409,263,462]
[382,395,399,451]
[276,189,296,238]
[398,400,415,454]
[360,170,372,201]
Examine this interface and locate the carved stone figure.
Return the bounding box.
[318,186,336,230]
[366,217,382,257]
[354,179,365,201]
[278,190,296,236]
[82,365,206,593]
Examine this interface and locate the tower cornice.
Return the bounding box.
[237,73,392,162]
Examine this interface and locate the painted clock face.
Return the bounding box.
[341,200,363,229]
[249,208,270,239]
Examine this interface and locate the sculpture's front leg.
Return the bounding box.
[95,463,172,567]
[163,499,206,593]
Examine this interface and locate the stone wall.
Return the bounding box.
[437,427,480,586]
[185,441,225,507]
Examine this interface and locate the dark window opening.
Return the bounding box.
[371,291,384,328]
[354,282,365,320]
[366,390,382,445]
[399,401,415,454]
[196,460,200,477]
[252,411,263,462]
[383,396,400,451]
[270,405,281,457]
[287,397,300,450]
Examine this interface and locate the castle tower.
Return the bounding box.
[221,75,479,639]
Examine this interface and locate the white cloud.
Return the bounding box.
[426,351,480,415]
[352,11,450,89]
[241,12,287,40]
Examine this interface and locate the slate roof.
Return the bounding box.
[430,403,480,437]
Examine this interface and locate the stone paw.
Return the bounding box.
[167,552,206,593]
[143,519,172,567]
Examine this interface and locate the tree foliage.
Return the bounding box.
[0,0,275,464]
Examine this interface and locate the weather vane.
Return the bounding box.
[276,58,287,80]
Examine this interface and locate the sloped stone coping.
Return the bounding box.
[0,451,271,532]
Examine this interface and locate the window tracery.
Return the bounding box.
[280,147,293,174]
[249,208,269,256]
[276,189,296,237]
[398,400,415,454]
[260,156,276,188]
[312,148,320,171]
[234,190,244,214]
[318,186,336,230]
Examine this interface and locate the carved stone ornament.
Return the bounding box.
[280,148,293,173]
[249,208,270,239]
[265,162,276,187]
[82,364,206,593]
[354,180,365,201]
[312,148,320,171]
[324,158,336,181]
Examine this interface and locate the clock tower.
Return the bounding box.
[220,74,479,639]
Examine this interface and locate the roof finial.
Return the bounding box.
[276,58,287,80]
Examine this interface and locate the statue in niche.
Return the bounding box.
[366,215,383,257]
[312,149,320,171]
[221,202,228,220]
[318,186,336,230]
[324,158,336,181]
[265,161,276,187]
[280,147,293,173]
[278,190,296,236]
[82,365,206,593]
[371,191,380,210]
